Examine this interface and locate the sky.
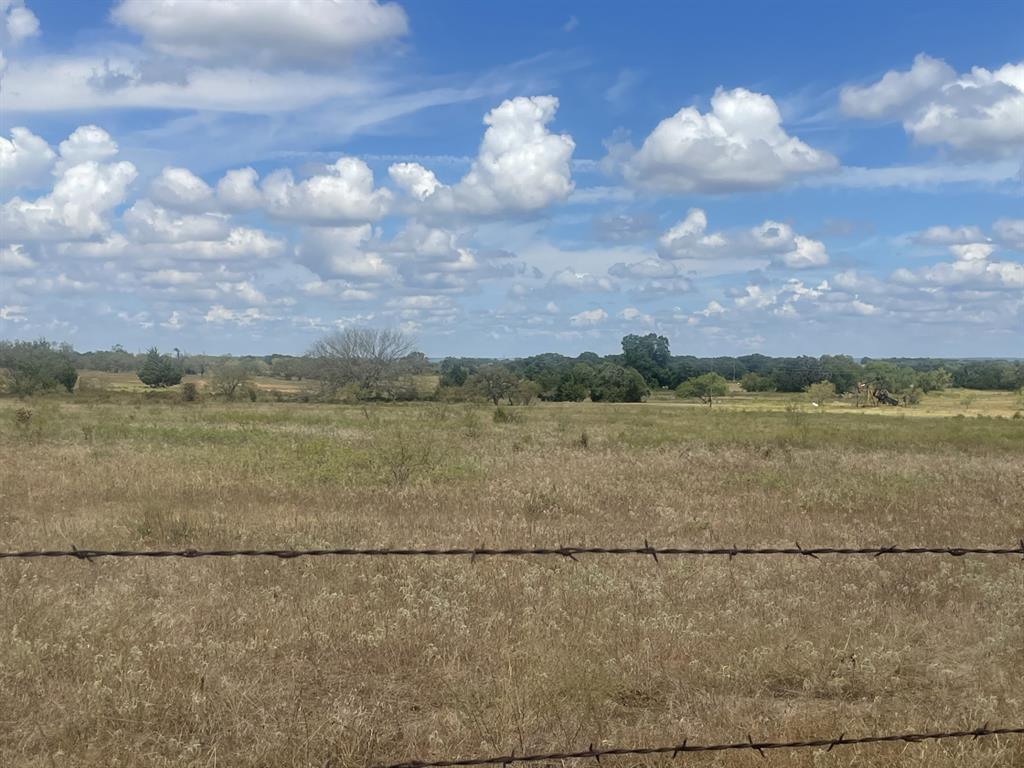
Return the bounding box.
[0,0,1022,359]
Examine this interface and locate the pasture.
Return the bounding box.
[1,392,1022,767]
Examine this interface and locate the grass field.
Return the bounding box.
[1,393,1022,767]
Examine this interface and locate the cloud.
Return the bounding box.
[3,0,39,44]
[1,158,138,240]
[56,125,120,169]
[298,224,396,281]
[111,0,408,68]
[221,157,391,223]
[570,307,607,326]
[656,208,727,259]
[993,218,1024,251]
[122,199,229,243]
[806,159,1020,188]
[216,167,263,210]
[592,212,656,243]
[653,208,828,269]
[150,166,215,211]
[778,235,828,268]
[389,96,575,215]
[0,127,55,190]
[203,305,267,325]
[619,87,837,192]
[605,68,643,109]
[549,269,615,292]
[841,54,1024,156]
[2,55,378,113]
[620,306,653,324]
[914,224,988,245]
[840,54,955,119]
[0,243,35,271]
[0,305,28,322]
[894,223,1023,288]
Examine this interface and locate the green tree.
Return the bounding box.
[805,380,836,408]
[740,372,775,392]
[914,368,952,393]
[621,333,672,387]
[676,372,729,406]
[137,348,183,388]
[589,364,649,402]
[550,363,593,401]
[819,355,862,394]
[467,364,519,405]
[862,361,915,393]
[0,339,78,395]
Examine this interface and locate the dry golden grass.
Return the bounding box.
[1,397,1022,767]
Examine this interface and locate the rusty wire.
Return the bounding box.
[375,724,1024,768]
[1,540,1023,562]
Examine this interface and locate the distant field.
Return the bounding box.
[1,396,1021,767]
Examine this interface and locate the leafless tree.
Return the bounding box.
[308,327,417,398]
[211,360,253,400]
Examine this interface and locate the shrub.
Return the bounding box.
[804,380,836,408]
[740,372,775,392]
[180,382,199,402]
[210,361,251,399]
[511,379,542,405]
[0,339,78,395]
[493,406,526,424]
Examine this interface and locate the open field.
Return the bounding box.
[1,396,1022,767]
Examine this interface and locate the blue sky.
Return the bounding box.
[1,0,1022,358]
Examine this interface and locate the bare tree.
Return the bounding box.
[211,360,253,400]
[308,327,416,399]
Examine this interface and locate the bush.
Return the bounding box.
[740,372,775,392]
[180,382,199,402]
[805,380,836,408]
[0,339,78,395]
[511,379,541,405]
[210,361,251,399]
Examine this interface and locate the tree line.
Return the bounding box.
[2,331,1022,400]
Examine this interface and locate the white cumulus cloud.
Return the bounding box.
[389,96,575,215]
[841,54,1024,155]
[621,87,837,192]
[224,157,391,223]
[0,127,55,190]
[150,166,216,212]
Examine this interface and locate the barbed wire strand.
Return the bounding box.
[1,541,1023,562]
[375,725,1024,768]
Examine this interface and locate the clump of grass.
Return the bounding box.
[493,406,525,424]
[180,382,199,402]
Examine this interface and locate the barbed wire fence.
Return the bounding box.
[2,540,1023,561]
[375,725,1024,768]
[5,538,1023,764]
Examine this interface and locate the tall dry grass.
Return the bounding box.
[1,399,1022,767]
